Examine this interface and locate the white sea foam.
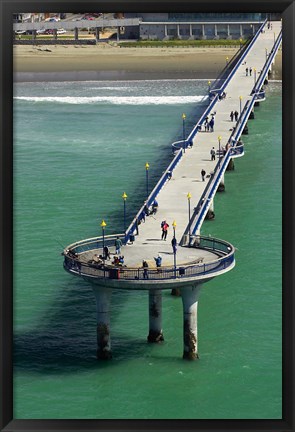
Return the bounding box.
[14,95,207,105]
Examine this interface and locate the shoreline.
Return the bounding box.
[13,44,282,82]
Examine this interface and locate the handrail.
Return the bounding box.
[182,96,257,241]
[63,235,235,283]
[124,19,268,246]
[66,233,125,254]
[217,18,267,96]
[252,29,282,94]
[65,19,269,256]
[183,18,267,148]
[124,148,183,242]
[209,35,253,93]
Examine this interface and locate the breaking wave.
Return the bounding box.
[14,95,207,105]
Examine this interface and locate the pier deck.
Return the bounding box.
[86,21,281,269]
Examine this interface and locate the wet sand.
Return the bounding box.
[13,43,282,82]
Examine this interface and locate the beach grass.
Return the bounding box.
[118,39,246,48]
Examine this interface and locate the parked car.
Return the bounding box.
[45,16,60,22]
[36,28,46,34]
[57,28,66,34]
[15,30,26,34]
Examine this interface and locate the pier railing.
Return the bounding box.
[252,29,282,95]
[180,96,257,243]
[216,18,267,96]
[63,235,235,284]
[124,148,183,243]
[177,18,267,151]
[209,35,253,95]
[126,20,268,245]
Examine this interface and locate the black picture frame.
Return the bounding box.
[1,0,293,431]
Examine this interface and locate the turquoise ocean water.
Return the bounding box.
[13,79,282,419]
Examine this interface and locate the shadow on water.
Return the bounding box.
[14,277,160,374]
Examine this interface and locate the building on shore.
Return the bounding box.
[122,13,281,40]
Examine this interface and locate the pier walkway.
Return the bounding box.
[63,19,282,360]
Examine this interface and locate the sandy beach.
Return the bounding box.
[13,43,282,81]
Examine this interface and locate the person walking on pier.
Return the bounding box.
[234,110,239,122]
[249,67,252,76]
[201,169,206,181]
[210,147,216,161]
[171,236,177,254]
[209,118,215,132]
[103,245,111,260]
[161,220,169,240]
[142,260,149,279]
[230,111,234,121]
[115,236,123,255]
[246,67,248,76]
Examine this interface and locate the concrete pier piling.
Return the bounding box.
[206,200,215,219]
[226,158,235,171]
[93,287,113,359]
[181,285,202,360]
[242,124,249,134]
[148,289,164,342]
[217,175,225,192]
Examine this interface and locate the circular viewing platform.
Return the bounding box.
[63,235,235,289]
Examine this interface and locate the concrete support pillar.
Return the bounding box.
[240,24,243,37]
[148,290,164,342]
[177,24,180,38]
[227,24,230,37]
[217,175,225,192]
[74,27,78,40]
[226,158,235,171]
[164,24,167,37]
[93,286,112,359]
[189,24,192,37]
[214,24,217,37]
[171,287,181,296]
[117,27,120,42]
[206,199,215,220]
[95,27,99,40]
[180,284,202,360]
[249,109,255,119]
[202,24,205,38]
[53,29,57,40]
[242,123,249,135]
